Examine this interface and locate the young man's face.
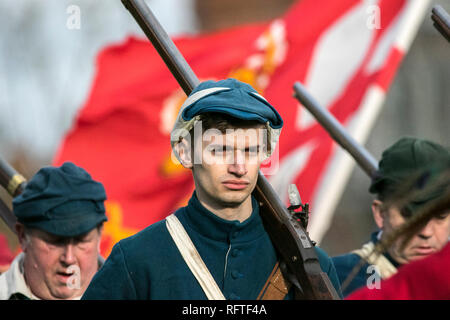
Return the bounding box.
[190,126,265,211]
[373,200,450,264]
[17,225,102,300]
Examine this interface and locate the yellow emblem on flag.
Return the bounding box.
[101,201,139,258]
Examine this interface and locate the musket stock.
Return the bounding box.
[122,0,339,300]
[255,174,340,299]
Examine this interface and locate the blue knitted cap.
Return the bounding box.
[13,162,107,237]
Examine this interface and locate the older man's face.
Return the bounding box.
[374,202,450,264]
[18,225,102,300]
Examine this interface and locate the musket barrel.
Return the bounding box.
[122,0,200,94]
[0,157,25,233]
[0,199,16,234]
[0,157,26,197]
[293,82,378,178]
[431,5,450,42]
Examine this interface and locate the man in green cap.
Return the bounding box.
[0,162,108,300]
[332,137,450,297]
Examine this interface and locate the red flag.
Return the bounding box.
[0,234,14,273]
[53,0,421,256]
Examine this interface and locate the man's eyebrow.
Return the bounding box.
[43,235,68,244]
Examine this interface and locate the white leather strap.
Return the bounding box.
[352,241,398,279]
[165,214,226,300]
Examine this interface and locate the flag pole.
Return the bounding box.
[307,0,432,243]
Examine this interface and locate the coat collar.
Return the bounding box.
[0,253,40,300]
[371,231,400,268]
[182,192,266,243]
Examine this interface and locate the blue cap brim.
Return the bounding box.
[181,87,283,129]
[24,212,106,237]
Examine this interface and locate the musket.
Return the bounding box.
[0,157,27,197]
[121,0,340,300]
[0,198,16,233]
[293,82,450,292]
[293,82,378,178]
[292,82,381,293]
[0,157,27,233]
[431,5,450,42]
[293,82,380,292]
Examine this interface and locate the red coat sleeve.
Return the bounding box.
[346,243,450,300]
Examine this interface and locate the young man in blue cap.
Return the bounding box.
[83,78,341,300]
[0,162,107,300]
[332,137,450,297]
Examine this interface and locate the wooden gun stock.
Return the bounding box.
[255,174,340,299]
[122,0,340,300]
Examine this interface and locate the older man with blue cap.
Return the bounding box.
[83,78,341,300]
[0,162,107,300]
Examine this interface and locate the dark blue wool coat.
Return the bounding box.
[332,232,399,297]
[83,193,342,299]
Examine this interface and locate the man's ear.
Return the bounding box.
[371,199,385,229]
[174,138,193,169]
[96,224,104,253]
[15,223,29,252]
